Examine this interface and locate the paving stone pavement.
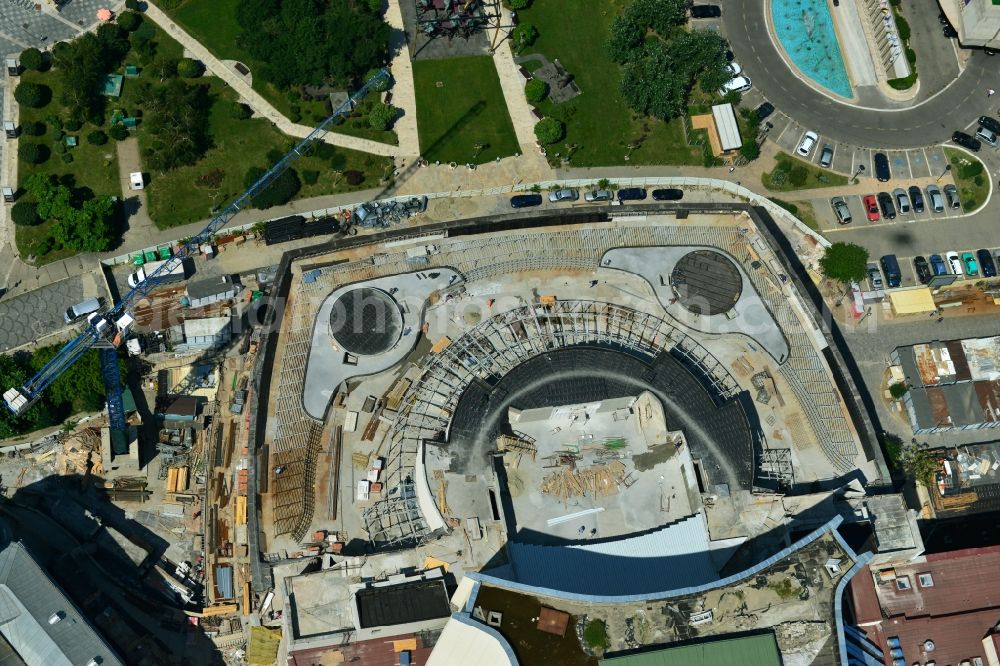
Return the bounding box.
[0,277,86,350]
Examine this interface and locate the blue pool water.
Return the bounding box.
[771,0,853,98]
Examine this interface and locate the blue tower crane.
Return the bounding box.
[3,69,391,418]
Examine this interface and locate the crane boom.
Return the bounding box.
[4,69,390,415]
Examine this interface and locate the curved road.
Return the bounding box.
[724,0,994,148]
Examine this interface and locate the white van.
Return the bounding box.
[64,297,101,324]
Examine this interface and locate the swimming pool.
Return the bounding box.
[771,0,853,98]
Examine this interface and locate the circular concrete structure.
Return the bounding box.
[330,287,402,356]
[671,250,743,316]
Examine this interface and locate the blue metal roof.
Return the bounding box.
[215,565,235,600]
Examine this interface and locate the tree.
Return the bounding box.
[365,68,390,91]
[140,80,211,170]
[53,32,124,121]
[87,130,108,145]
[64,118,83,132]
[366,0,382,12]
[150,56,178,81]
[524,78,547,103]
[889,382,909,400]
[118,10,142,31]
[368,102,396,131]
[302,170,319,185]
[511,23,538,53]
[901,448,938,486]
[245,167,300,209]
[125,0,142,9]
[23,174,117,252]
[344,170,364,185]
[740,140,760,161]
[620,43,685,120]
[818,242,869,283]
[11,201,39,226]
[23,121,45,136]
[534,117,565,144]
[19,47,43,71]
[18,142,49,164]
[235,0,391,89]
[14,82,50,108]
[176,57,202,78]
[109,124,129,141]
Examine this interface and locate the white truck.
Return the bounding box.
[127,259,186,288]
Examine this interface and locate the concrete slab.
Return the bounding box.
[302,268,460,419]
[601,247,790,363]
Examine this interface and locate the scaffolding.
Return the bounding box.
[759,448,794,486]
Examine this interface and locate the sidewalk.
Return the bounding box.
[385,0,420,158]
[143,1,400,158]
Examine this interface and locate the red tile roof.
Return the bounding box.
[289,632,433,666]
[849,546,1000,666]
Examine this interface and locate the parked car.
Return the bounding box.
[893,187,911,214]
[944,25,958,38]
[877,192,896,220]
[962,251,979,276]
[952,131,982,152]
[976,126,998,146]
[819,144,834,168]
[863,194,880,222]
[652,188,684,201]
[943,184,960,210]
[690,4,722,17]
[719,75,752,95]
[585,189,613,202]
[617,187,647,201]
[880,254,901,288]
[977,249,997,278]
[755,102,775,121]
[510,193,542,208]
[979,115,1000,135]
[929,254,948,276]
[873,152,890,182]
[867,264,884,291]
[926,184,945,213]
[796,131,818,157]
[831,196,852,225]
[908,185,924,213]
[946,251,962,275]
[725,62,742,77]
[548,188,579,203]
[913,256,932,284]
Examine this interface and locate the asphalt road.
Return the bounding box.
[724,0,995,148]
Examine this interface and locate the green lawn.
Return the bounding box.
[516,0,705,167]
[144,78,392,228]
[944,148,988,212]
[413,56,519,164]
[762,153,849,192]
[164,0,397,145]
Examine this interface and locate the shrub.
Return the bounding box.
[344,170,364,185]
[974,174,984,187]
[132,20,156,44]
[302,170,320,185]
[11,201,39,226]
[740,140,761,161]
[289,105,302,123]
[60,152,73,164]
[109,124,129,141]
[506,0,530,9]
[368,102,396,130]
[905,48,916,65]
[48,126,65,142]
[584,619,608,651]
[248,168,300,209]
[365,68,390,91]
[229,102,252,119]
[958,160,984,179]
[18,142,49,164]
[23,121,45,136]
[14,82,50,108]
[533,117,565,144]
[511,22,539,53]
[788,165,809,187]
[125,0,141,9]
[64,118,82,132]
[87,130,108,145]
[46,115,63,130]
[895,15,911,42]
[889,383,909,400]
[19,47,43,71]
[524,78,548,103]
[118,11,142,31]
[176,57,202,77]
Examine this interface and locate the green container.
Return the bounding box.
[144,249,157,262]
[158,245,172,260]
[132,254,145,266]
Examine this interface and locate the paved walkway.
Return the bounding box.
[490,9,544,153]
[143,1,400,158]
[114,138,156,249]
[385,0,420,158]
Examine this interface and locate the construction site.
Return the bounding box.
[246,204,886,664]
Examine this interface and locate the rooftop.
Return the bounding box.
[185,275,238,300]
[599,632,782,666]
[356,579,451,629]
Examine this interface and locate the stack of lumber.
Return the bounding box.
[62,429,102,475]
[540,460,629,503]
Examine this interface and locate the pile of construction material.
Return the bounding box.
[60,428,103,476]
[541,460,628,503]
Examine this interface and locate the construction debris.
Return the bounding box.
[540,460,629,503]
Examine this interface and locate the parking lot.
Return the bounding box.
[812,185,968,231]
[867,247,1000,290]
